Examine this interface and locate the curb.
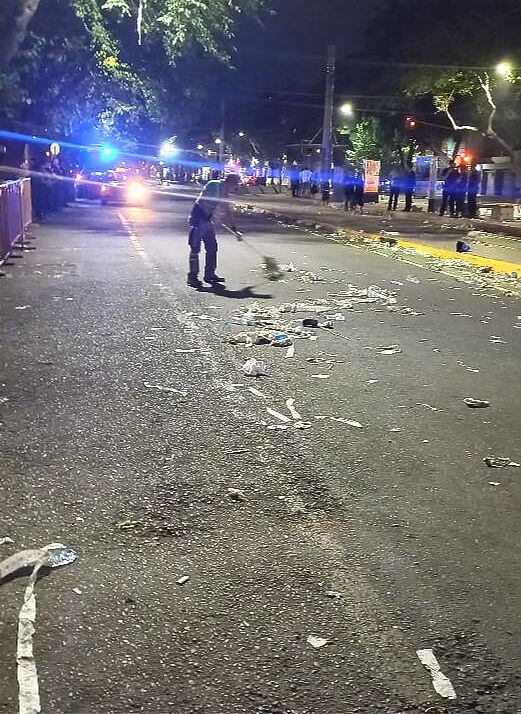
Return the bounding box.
[239,203,521,278]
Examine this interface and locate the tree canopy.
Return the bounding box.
[0,0,266,145]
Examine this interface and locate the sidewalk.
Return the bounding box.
[237,188,521,276]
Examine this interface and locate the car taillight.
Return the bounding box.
[100,185,108,193]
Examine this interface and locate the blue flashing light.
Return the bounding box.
[101,145,118,160]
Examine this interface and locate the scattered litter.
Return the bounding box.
[15,305,31,310]
[0,396,9,404]
[390,427,402,433]
[325,590,343,599]
[286,398,302,421]
[267,424,289,430]
[0,537,14,546]
[376,344,402,355]
[176,575,190,586]
[450,313,473,318]
[464,398,489,408]
[310,374,330,379]
[489,336,507,344]
[272,332,292,347]
[456,360,479,373]
[0,543,77,714]
[247,387,266,399]
[174,347,211,354]
[72,587,82,595]
[324,313,346,321]
[293,421,313,429]
[227,331,272,346]
[228,487,246,501]
[419,403,439,412]
[115,519,141,531]
[267,407,292,423]
[280,262,296,272]
[417,648,457,700]
[483,456,520,468]
[144,382,186,395]
[489,481,501,486]
[367,379,379,385]
[331,418,363,428]
[456,240,471,253]
[195,314,219,322]
[406,275,421,284]
[285,345,295,358]
[242,358,268,377]
[307,635,329,649]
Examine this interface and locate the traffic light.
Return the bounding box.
[405,116,417,128]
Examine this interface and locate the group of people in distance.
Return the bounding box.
[439,161,480,219]
[387,165,416,212]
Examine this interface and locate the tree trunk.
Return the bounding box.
[0,0,41,70]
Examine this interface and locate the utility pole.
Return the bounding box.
[321,45,336,183]
[219,99,225,171]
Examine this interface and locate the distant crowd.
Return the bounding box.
[289,160,481,219]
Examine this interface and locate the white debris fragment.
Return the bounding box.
[0,537,14,546]
[307,635,329,649]
[144,382,186,395]
[463,398,489,408]
[176,575,190,585]
[450,313,473,317]
[331,418,363,428]
[242,358,268,377]
[310,374,330,379]
[293,421,313,430]
[285,344,295,358]
[286,398,303,421]
[266,407,292,423]
[406,275,421,284]
[417,648,457,700]
[376,344,402,355]
[247,387,266,399]
[483,456,520,468]
[489,336,507,344]
[227,488,246,502]
[15,305,31,310]
[72,587,82,595]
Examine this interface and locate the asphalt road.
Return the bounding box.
[1,190,520,714]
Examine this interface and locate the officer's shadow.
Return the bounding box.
[197,283,272,299]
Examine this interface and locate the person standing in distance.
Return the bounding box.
[187,173,240,288]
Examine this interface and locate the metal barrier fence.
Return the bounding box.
[0,178,32,264]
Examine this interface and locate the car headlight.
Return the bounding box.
[127,182,146,200]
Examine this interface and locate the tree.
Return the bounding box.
[0,0,266,144]
[345,117,414,174]
[365,0,521,160]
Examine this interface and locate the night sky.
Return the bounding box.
[194,0,382,149]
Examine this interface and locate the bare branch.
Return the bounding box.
[444,106,481,133]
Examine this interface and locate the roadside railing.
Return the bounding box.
[0,178,32,264]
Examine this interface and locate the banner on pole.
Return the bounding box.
[363,159,380,194]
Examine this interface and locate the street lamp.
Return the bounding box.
[196,144,204,151]
[214,138,222,145]
[238,131,245,137]
[340,102,354,117]
[160,140,177,159]
[496,61,513,78]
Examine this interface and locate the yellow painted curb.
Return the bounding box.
[351,230,521,276]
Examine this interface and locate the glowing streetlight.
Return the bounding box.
[496,61,513,78]
[214,138,222,145]
[196,144,204,150]
[238,131,245,137]
[340,102,354,117]
[160,140,177,159]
